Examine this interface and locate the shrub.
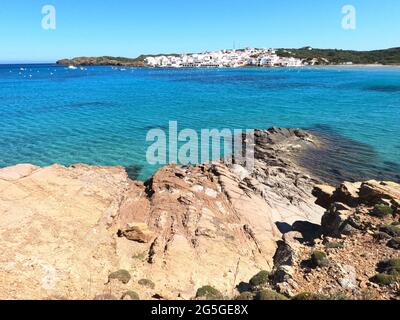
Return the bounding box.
[292,292,328,300]
[387,237,400,250]
[196,286,223,300]
[372,204,394,217]
[132,251,147,260]
[359,290,380,300]
[108,270,131,284]
[326,242,344,249]
[329,292,352,300]
[249,270,270,287]
[93,294,118,300]
[379,225,400,237]
[234,292,254,300]
[255,289,288,300]
[121,291,140,300]
[370,273,398,286]
[384,258,400,275]
[138,278,155,289]
[311,251,328,267]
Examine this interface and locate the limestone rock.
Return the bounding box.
[119,223,153,243]
[359,180,400,205]
[337,264,357,290]
[332,182,361,207]
[0,128,326,300]
[321,203,353,237]
[313,184,336,209]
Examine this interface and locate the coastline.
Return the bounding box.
[1,128,399,300]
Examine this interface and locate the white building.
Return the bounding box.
[144,47,304,68]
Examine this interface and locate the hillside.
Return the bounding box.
[57,48,400,67]
[56,56,147,67]
[277,47,400,65]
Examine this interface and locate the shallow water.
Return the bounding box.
[0,65,399,181]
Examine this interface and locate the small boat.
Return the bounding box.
[68,65,78,70]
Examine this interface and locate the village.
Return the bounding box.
[144,48,305,68]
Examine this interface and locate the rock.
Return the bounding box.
[337,264,357,290]
[359,180,400,205]
[231,164,250,181]
[321,203,353,237]
[205,188,218,198]
[292,221,321,242]
[340,222,358,236]
[387,237,400,250]
[379,225,400,238]
[313,184,336,209]
[0,128,329,300]
[0,164,39,181]
[273,265,295,283]
[332,182,361,207]
[282,231,303,245]
[119,223,153,243]
[94,294,118,300]
[373,232,392,242]
[273,241,295,268]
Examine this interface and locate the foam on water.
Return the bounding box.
[0,64,399,181]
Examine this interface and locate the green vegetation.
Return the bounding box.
[371,258,400,286]
[292,291,350,300]
[93,294,118,300]
[292,292,329,300]
[311,251,328,267]
[326,242,344,249]
[196,286,223,300]
[108,270,131,284]
[276,47,400,65]
[249,270,270,287]
[371,273,398,286]
[329,292,352,300]
[372,204,394,218]
[381,258,400,275]
[121,291,140,300]
[138,278,155,289]
[255,289,288,300]
[379,224,400,237]
[234,292,254,300]
[132,251,147,260]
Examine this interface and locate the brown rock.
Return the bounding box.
[359,180,400,204]
[119,223,153,243]
[313,184,336,209]
[332,182,361,207]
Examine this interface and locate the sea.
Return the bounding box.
[0,64,399,183]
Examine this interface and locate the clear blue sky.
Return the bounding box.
[0,0,399,62]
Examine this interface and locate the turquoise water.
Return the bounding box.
[0,64,399,181]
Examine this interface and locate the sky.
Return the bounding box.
[0,0,399,62]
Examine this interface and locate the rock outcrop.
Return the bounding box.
[2,128,399,300]
[0,128,326,300]
[267,180,400,300]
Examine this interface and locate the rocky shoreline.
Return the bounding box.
[0,128,398,300]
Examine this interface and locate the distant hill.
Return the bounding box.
[276,47,400,65]
[56,56,147,67]
[57,47,400,67]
